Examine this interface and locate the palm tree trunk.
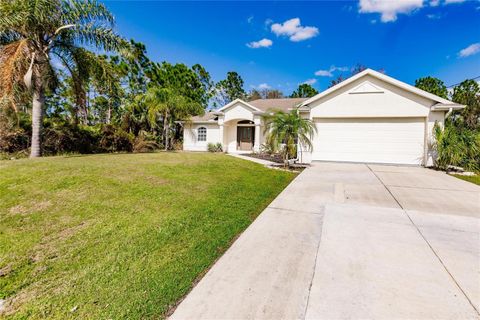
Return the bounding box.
[107,104,111,124]
[164,111,169,150]
[30,85,44,158]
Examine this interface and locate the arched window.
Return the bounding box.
[198,127,207,141]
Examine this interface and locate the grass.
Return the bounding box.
[0,152,296,319]
[453,174,480,185]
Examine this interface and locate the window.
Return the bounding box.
[198,127,207,141]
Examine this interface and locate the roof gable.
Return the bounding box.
[217,99,261,112]
[302,69,456,107]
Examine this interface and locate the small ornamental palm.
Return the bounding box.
[263,109,317,167]
[0,0,127,157]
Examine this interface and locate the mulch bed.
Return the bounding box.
[245,153,284,164]
[245,153,309,172]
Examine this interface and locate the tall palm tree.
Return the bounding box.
[0,0,126,157]
[263,109,317,167]
[143,86,203,150]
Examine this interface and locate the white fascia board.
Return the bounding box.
[216,98,262,112]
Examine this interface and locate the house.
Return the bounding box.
[182,69,464,165]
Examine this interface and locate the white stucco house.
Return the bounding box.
[181,69,464,166]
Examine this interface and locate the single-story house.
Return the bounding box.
[181,69,464,166]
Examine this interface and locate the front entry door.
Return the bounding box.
[237,127,254,151]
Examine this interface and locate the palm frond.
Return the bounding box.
[68,23,126,53]
[0,40,30,111]
[0,30,21,45]
[62,0,114,27]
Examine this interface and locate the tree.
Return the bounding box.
[328,64,383,88]
[451,79,480,129]
[0,0,126,157]
[263,109,317,167]
[247,88,284,100]
[148,62,212,109]
[143,86,203,150]
[414,77,448,99]
[290,84,318,98]
[213,71,246,107]
[247,89,262,101]
[263,89,283,99]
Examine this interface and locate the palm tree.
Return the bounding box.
[0,0,126,157]
[143,86,203,150]
[263,109,317,167]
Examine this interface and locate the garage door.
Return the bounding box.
[312,118,425,165]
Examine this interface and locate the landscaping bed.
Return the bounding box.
[245,153,284,164]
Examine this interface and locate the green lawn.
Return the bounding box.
[0,152,295,319]
[453,174,480,185]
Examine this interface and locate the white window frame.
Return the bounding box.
[197,127,207,142]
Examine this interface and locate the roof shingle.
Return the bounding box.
[189,98,308,122]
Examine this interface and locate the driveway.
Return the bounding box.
[170,162,480,320]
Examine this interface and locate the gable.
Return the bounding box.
[309,74,434,118]
[223,102,255,122]
[349,81,384,94]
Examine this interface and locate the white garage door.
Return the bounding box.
[312,118,425,165]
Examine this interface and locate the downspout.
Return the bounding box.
[445,107,453,118]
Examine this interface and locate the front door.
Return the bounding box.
[237,127,254,151]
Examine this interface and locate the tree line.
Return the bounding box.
[0,0,478,169]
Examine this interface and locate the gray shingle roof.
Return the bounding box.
[248,98,308,112]
[189,112,217,122]
[189,98,308,122]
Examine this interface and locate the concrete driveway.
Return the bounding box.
[170,163,480,320]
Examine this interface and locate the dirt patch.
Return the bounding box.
[142,175,168,187]
[36,201,51,211]
[30,222,89,263]
[0,291,30,316]
[8,205,27,215]
[8,201,51,216]
[0,264,12,277]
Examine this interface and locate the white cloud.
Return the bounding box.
[314,70,333,77]
[459,43,480,58]
[359,0,424,22]
[314,65,349,77]
[303,79,317,85]
[255,83,271,90]
[271,18,319,42]
[247,16,254,24]
[264,18,273,26]
[444,0,465,4]
[429,0,440,6]
[427,13,441,19]
[246,38,273,49]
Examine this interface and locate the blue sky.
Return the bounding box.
[105,0,480,95]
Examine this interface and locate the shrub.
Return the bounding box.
[0,111,30,153]
[42,120,99,155]
[171,140,183,151]
[207,142,223,152]
[433,122,480,172]
[133,136,160,153]
[98,124,134,152]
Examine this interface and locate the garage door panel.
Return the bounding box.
[313,118,425,165]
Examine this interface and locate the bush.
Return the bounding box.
[133,136,160,153]
[207,142,223,152]
[433,122,480,172]
[0,111,30,153]
[98,124,134,153]
[42,120,99,155]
